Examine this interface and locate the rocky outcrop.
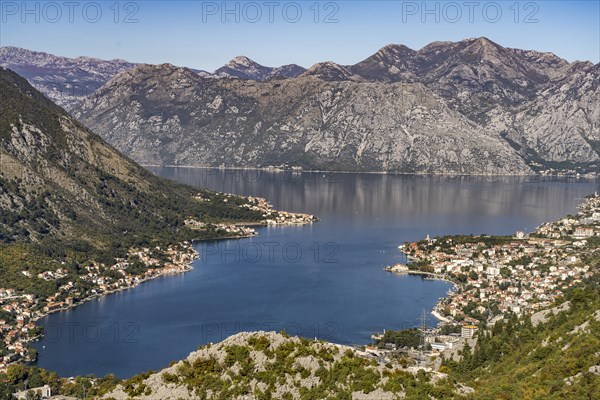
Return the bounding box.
[531,301,571,327]
[103,331,456,400]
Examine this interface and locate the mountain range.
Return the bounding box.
[214,56,306,81]
[0,47,305,108]
[2,38,599,174]
[73,64,531,174]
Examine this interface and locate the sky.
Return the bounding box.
[1,0,599,71]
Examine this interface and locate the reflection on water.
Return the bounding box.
[149,168,597,234]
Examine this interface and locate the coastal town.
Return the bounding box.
[0,243,198,372]
[239,196,317,225]
[376,193,600,366]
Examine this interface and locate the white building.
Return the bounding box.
[574,227,594,238]
[431,342,448,351]
[461,325,478,339]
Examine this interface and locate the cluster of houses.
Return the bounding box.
[421,235,593,322]
[1,293,38,369]
[265,211,317,225]
[34,269,69,281]
[187,195,316,232]
[184,217,258,236]
[240,196,317,225]
[0,243,198,372]
[216,224,258,236]
[537,195,600,239]
[368,195,600,368]
[426,325,478,352]
[383,195,600,359]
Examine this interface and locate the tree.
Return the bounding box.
[6,364,28,384]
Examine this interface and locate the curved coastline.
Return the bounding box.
[384,264,458,325]
[27,217,317,368]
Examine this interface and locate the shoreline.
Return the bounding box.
[384,267,458,286]
[431,310,451,323]
[31,227,265,320]
[34,264,195,320]
[23,234,239,364]
[14,251,200,370]
[142,164,598,179]
[25,216,317,368]
[384,265,458,327]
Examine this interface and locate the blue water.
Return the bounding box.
[33,170,598,378]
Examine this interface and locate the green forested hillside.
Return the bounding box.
[445,280,600,399]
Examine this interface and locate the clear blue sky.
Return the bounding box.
[1,1,599,70]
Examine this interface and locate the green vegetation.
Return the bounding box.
[0,364,121,399]
[153,334,461,399]
[123,371,153,397]
[376,328,421,349]
[444,283,600,399]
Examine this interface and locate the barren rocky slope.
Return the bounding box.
[488,63,600,169]
[103,331,460,400]
[0,67,269,253]
[0,46,138,109]
[74,63,531,174]
[8,38,597,174]
[74,38,598,174]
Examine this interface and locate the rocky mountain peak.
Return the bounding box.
[376,43,416,59]
[90,63,201,105]
[418,40,456,55]
[440,37,509,66]
[226,55,260,68]
[215,56,273,80]
[465,36,497,46]
[303,61,358,81]
[269,63,307,79]
[127,62,187,76]
[350,43,419,82]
